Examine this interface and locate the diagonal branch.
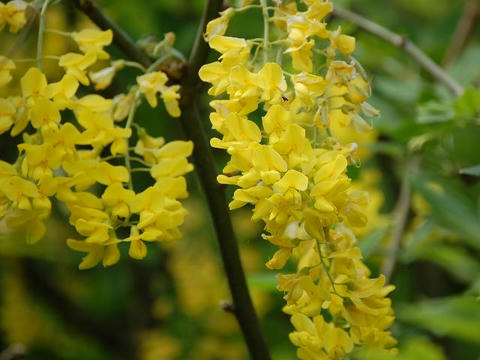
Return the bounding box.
[71,1,271,358]
[333,5,464,96]
[443,0,479,68]
[177,2,272,359]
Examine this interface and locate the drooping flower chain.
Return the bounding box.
[199,0,396,358]
[0,1,191,269]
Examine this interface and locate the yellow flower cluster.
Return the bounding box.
[0,0,27,34]
[0,7,190,269]
[199,0,396,358]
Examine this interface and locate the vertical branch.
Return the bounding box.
[36,0,51,70]
[381,159,419,283]
[177,2,272,358]
[70,0,272,358]
[260,0,270,63]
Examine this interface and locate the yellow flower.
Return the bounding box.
[59,52,97,85]
[0,56,15,87]
[160,85,181,117]
[137,71,168,108]
[0,0,27,33]
[67,239,120,269]
[125,226,148,260]
[0,98,16,134]
[201,1,396,357]
[46,74,79,109]
[89,60,125,90]
[29,97,61,130]
[72,29,113,59]
[1,175,39,211]
[330,30,356,56]
[257,62,287,104]
[21,67,47,99]
[137,71,182,116]
[102,182,135,218]
[112,93,134,121]
[204,8,235,42]
[6,209,49,244]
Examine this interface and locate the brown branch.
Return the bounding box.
[333,5,465,96]
[70,1,271,358]
[381,159,419,283]
[443,0,480,68]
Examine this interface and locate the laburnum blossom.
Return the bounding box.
[199,0,395,358]
[0,6,192,269]
[72,28,113,59]
[0,56,15,88]
[89,60,125,90]
[0,0,27,33]
[137,71,182,117]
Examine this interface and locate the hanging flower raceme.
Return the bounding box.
[199,0,396,358]
[0,2,190,269]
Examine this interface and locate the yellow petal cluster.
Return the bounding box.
[137,71,181,117]
[0,13,192,269]
[199,0,395,357]
[0,0,27,33]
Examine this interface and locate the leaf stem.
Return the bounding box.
[124,90,141,189]
[260,0,270,64]
[36,0,51,70]
[72,0,272,358]
[332,5,464,96]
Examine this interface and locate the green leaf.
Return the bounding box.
[398,295,480,343]
[247,272,278,291]
[353,337,445,360]
[401,220,436,263]
[450,44,480,86]
[454,87,480,119]
[459,165,480,177]
[359,226,389,259]
[417,101,455,124]
[418,244,480,284]
[411,172,480,250]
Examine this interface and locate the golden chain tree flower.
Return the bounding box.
[0,1,190,269]
[199,0,396,357]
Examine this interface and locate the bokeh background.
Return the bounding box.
[1,0,480,359]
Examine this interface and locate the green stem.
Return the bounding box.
[73,0,271,358]
[260,0,269,64]
[332,5,464,96]
[36,0,51,70]
[124,61,147,72]
[45,28,71,36]
[124,90,141,189]
[179,1,272,358]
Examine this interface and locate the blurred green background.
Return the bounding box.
[1,0,480,359]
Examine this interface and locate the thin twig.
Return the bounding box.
[36,0,51,70]
[333,5,464,96]
[443,0,480,67]
[71,0,271,358]
[176,0,272,354]
[381,159,419,283]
